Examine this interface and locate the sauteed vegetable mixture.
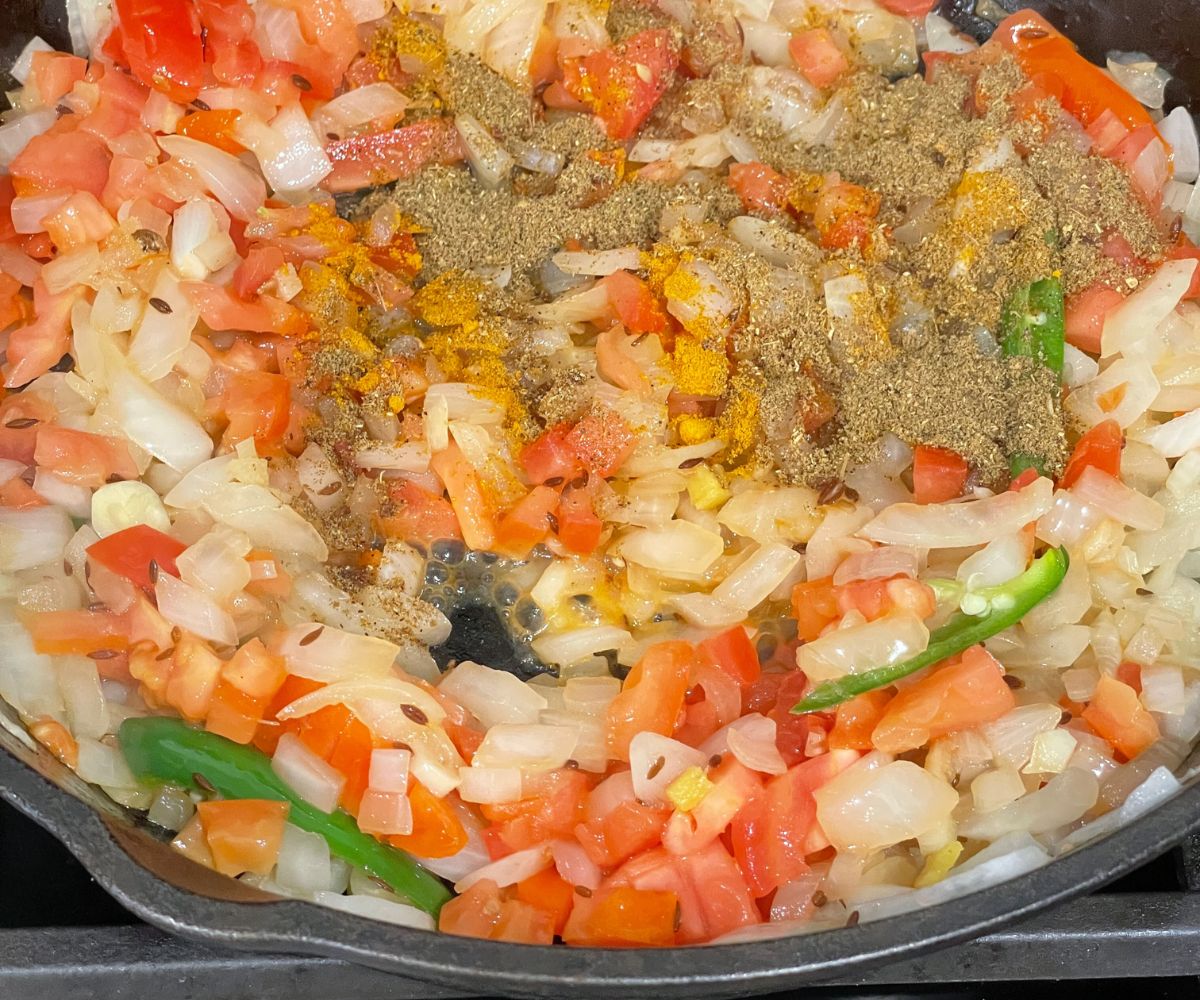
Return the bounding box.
[2,0,1200,946]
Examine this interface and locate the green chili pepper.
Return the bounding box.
[1000,276,1065,376]
[118,716,451,915]
[791,546,1069,714]
[999,276,1064,480]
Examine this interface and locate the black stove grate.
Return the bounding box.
[3,800,1199,1000]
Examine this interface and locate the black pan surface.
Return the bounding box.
[2,1,1199,997]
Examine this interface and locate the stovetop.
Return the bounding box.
[2,801,1199,1000]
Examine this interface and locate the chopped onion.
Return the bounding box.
[970,767,1026,813]
[261,103,333,191]
[552,247,641,276]
[57,657,108,740]
[270,733,347,813]
[960,767,1098,839]
[33,470,90,519]
[368,748,412,794]
[455,844,552,893]
[716,486,821,544]
[203,483,328,560]
[740,16,791,65]
[615,520,725,576]
[155,573,238,646]
[41,242,99,295]
[532,625,633,669]
[0,505,74,571]
[127,270,200,381]
[861,477,1054,547]
[712,543,803,611]
[1160,106,1199,183]
[90,480,170,541]
[1107,52,1171,110]
[1140,663,1185,715]
[665,259,737,336]
[1024,729,1077,774]
[798,610,929,683]
[274,824,335,896]
[438,660,548,728]
[1132,406,1200,457]
[562,676,620,716]
[1059,766,1181,852]
[1102,259,1196,357]
[1022,555,1090,634]
[108,363,214,473]
[924,12,977,54]
[1069,466,1163,531]
[176,528,252,603]
[157,135,267,222]
[629,732,708,803]
[472,724,579,772]
[11,36,53,85]
[275,623,402,680]
[147,785,195,833]
[353,441,431,472]
[834,545,920,586]
[980,703,1066,770]
[509,140,565,175]
[727,715,787,775]
[814,759,956,852]
[312,891,434,930]
[76,737,140,789]
[551,837,601,891]
[456,113,513,189]
[313,83,408,139]
[458,766,524,804]
[1067,358,1160,430]
[0,242,42,286]
[1035,487,1104,548]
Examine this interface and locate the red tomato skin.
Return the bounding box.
[323,119,466,193]
[1065,282,1124,354]
[556,481,603,554]
[520,424,583,484]
[727,162,790,216]
[10,126,112,199]
[912,445,970,504]
[1167,242,1200,301]
[5,282,81,388]
[182,282,307,336]
[878,0,937,14]
[221,370,291,451]
[565,410,636,478]
[87,524,187,591]
[788,29,849,89]
[574,798,672,869]
[605,641,693,761]
[34,426,139,488]
[563,30,680,140]
[697,625,761,687]
[1060,420,1123,490]
[871,645,1016,753]
[602,270,671,335]
[112,0,206,102]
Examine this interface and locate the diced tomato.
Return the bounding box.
[562,29,680,140]
[221,370,291,451]
[494,485,559,558]
[29,52,88,105]
[481,767,591,855]
[912,445,970,504]
[731,749,858,897]
[164,635,224,721]
[439,878,556,944]
[10,125,112,199]
[1065,282,1123,354]
[584,886,678,947]
[575,797,671,869]
[992,10,1153,130]
[22,609,130,656]
[87,524,187,592]
[0,478,46,509]
[196,799,289,876]
[791,577,840,642]
[387,782,470,858]
[555,479,603,554]
[1116,659,1143,693]
[602,270,671,336]
[828,688,893,751]
[1086,109,1129,156]
[520,424,584,485]
[697,625,760,687]
[205,681,270,745]
[183,281,307,337]
[878,0,937,13]
[233,246,286,299]
[5,281,80,388]
[789,29,849,89]
[111,0,205,101]
[1060,420,1123,490]
[33,426,139,488]
[380,479,463,547]
[0,274,29,333]
[324,119,466,193]
[42,191,117,251]
[0,395,53,464]
[30,717,79,769]
[1083,674,1160,759]
[663,756,762,857]
[605,641,693,761]
[1009,466,1040,491]
[178,109,246,155]
[871,645,1016,753]
[812,177,880,252]
[220,637,287,698]
[728,162,791,216]
[565,409,636,478]
[515,866,574,936]
[327,716,376,813]
[429,440,496,552]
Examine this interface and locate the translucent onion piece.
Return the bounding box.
[1102,259,1196,357]
[959,767,1098,840]
[798,610,929,683]
[471,723,579,773]
[1071,466,1165,530]
[438,660,548,728]
[455,844,552,893]
[271,733,346,813]
[629,732,708,804]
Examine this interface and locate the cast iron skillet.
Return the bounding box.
[2,2,1200,997]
